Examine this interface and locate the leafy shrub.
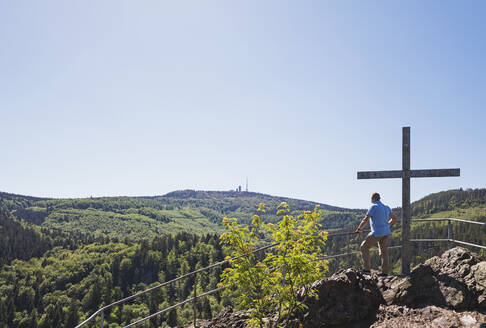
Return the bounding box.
[219,202,328,327]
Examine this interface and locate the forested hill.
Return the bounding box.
[0,191,49,211]
[0,190,363,241]
[160,189,346,211]
[2,188,485,241]
[410,188,486,218]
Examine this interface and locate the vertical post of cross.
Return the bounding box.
[402,127,411,275]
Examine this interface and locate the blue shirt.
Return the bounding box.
[367,201,392,237]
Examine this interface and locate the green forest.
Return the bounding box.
[1,188,485,327]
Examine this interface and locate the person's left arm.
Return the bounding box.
[388,212,398,227]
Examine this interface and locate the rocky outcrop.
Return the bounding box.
[380,247,486,311]
[196,247,486,327]
[298,269,384,327]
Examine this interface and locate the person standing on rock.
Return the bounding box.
[355,192,398,276]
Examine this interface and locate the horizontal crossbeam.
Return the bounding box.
[357,170,402,179]
[411,168,460,178]
[357,168,460,179]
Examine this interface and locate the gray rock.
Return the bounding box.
[298,269,384,327]
[471,261,486,309]
[195,306,250,328]
[383,247,486,310]
[371,304,486,328]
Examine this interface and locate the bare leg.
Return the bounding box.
[360,234,378,271]
[378,235,390,275]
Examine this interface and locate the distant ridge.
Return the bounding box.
[162,189,268,198]
[159,189,347,212]
[0,191,51,202]
[2,188,485,215]
[0,189,344,211]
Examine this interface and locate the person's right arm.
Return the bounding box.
[355,215,370,233]
[356,205,375,233]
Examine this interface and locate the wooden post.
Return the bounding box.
[402,127,411,275]
[100,310,104,328]
[448,219,452,249]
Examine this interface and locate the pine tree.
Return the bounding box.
[64,301,79,328]
[202,298,212,319]
[167,309,178,327]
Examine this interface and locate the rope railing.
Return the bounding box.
[412,217,486,226]
[316,245,403,260]
[411,217,486,250]
[123,286,226,328]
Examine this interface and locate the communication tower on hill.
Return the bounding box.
[246,177,248,192]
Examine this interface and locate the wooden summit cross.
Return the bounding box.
[357,127,460,275]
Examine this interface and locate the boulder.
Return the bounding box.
[372,304,486,328]
[197,270,384,328]
[298,269,384,327]
[471,261,486,309]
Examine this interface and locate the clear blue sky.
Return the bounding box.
[1,1,485,208]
